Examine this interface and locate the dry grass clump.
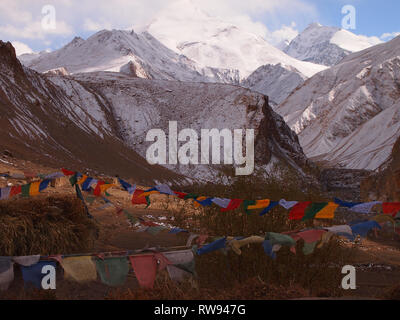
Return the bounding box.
[0,195,98,256]
[105,272,308,300]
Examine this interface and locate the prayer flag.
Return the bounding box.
[0,257,14,291]
[129,255,158,289]
[350,201,382,214]
[260,201,279,216]
[197,237,226,255]
[334,198,361,208]
[95,257,129,287]
[132,190,149,205]
[118,178,136,194]
[0,187,11,200]
[279,199,298,210]
[302,203,328,221]
[315,202,339,219]
[10,185,21,198]
[29,181,41,196]
[21,184,31,197]
[60,256,97,283]
[62,168,75,176]
[212,198,231,208]
[383,203,400,216]
[220,199,243,213]
[248,199,270,210]
[39,179,51,192]
[93,181,105,196]
[21,261,56,289]
[289,202,312,220]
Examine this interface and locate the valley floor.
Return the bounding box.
[0,157,400,300]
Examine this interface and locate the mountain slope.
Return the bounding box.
[0,40,184,184]
[61,71,311,180]
[361,136,400,202]
[277,35,400,171]
[283,23,382,66]
[241,64,306,105]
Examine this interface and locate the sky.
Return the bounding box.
[0,0,399,55]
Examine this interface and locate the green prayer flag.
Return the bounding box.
[265,232,296,247]
[184,193,199,200]
[243,200,256,214]
[303,242,318,255]
[95,257,129,287]
[21,184,31,197]
[69,174,78,186]
[145,196,151,208]
[302,203,328,221]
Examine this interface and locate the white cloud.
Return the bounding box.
[266,22,299,45]
[0,0,316,46]
[83,18,113,32]
[1,0,397,53]
[381,32,400,41]
[0,21,73,40]
[11,41,34,55]
[0,0,73,41]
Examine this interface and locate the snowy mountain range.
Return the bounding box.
[11,4,400,176]
[19,3,327,105]
[1,40,312,182]
[19,30,216,82]
[277,35,400,171]
[282,23,382,66]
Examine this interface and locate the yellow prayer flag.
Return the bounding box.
[315,202,339,219]
[77,175,88,185]
[194,196,207,208]
[61,256,97,283]
[139,191,159,197]
[248,199,270,210]
[29,181,41,196]
[99,184,115,193]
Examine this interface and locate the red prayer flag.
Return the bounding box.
[289,202,312,220]
[61,168,75,176]
[220,199,243,212]
[296,229,327,243]
[129,255,157,289]
[10,185,22,197]
[383,203,400,216]
[93,181,105,196]
[174,191,188,199]
[132,189,148,205]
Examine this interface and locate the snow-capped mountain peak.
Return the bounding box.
[144,4,327,79]
[19,28,212,82]
[284,22,382,66]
